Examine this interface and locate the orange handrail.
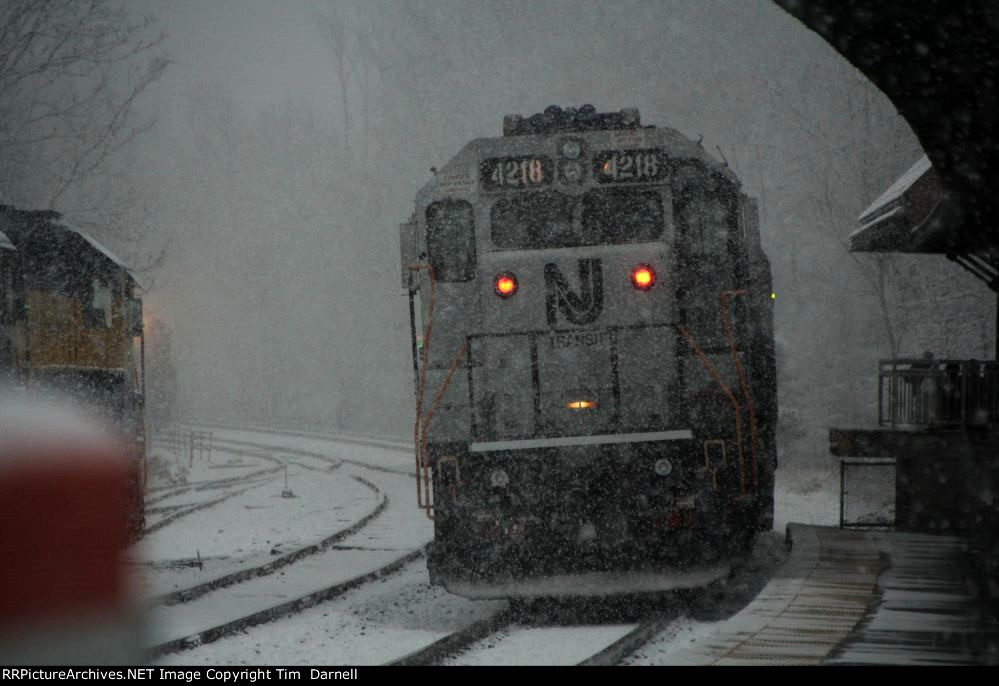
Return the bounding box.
[678,324,746,496]
[720,290,760,491]
[418,342,468,519]
[408,264,436,511]
[407,263,469,520]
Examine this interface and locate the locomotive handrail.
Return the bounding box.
[720,289,760,491]
[677,324,747,497]
[418,342,468,519]
[407,262,469,520]
[408,263,436,515]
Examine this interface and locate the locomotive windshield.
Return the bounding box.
[491,188,664,249]
[581,188,664,244]
[490,191,574,249]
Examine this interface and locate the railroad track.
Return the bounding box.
[150,546,426,658]
[386,545,785,666]
[145,426,787,665]
[145,463,282,505]
[143,436,353,534]
[206,434,414,476]
[143,430,431,660]
[184,420,409,456]
[145,479,276,534]
[387,598,685,665]
[151,473,387,608]
[143,445,289,534]
[388,609,517,665]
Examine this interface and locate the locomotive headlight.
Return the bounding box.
[490,469,510,488]
[560,140,582,159]
[654,457,673,477]
[631,264,656,290]
[494,272,518,298]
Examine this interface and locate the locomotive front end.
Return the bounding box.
[402,107,776,597]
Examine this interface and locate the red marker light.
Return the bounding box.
[631,264,656,290]
[494,272,518,298]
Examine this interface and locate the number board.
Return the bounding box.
[593,149,668,184]
[480,156,553,191]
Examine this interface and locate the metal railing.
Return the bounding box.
[154,423,213,464]
[879,358,999,428]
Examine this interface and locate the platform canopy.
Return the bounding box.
[849,155,951,254]
[848,153,999,291]
[774,0,999,256]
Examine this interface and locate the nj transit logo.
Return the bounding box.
[544,259,604,326]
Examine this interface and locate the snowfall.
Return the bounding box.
[130,424,838,665]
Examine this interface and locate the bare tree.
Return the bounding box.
[0,0,168,214]
[747,61,929,359]
[315,3,376,155]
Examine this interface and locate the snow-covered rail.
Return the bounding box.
[143,444,291,534]
[147,424,787,665]
[387,544,786,666]
[152,474,388,608]
[142,428,433,660]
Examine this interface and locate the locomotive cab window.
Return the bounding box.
[491,189,663,249]
[581,188,664,245]
[426,200,476,282]
[491,191,575,249]
[88,276,113,329]
[675,167,738,259]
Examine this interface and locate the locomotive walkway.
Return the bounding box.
[667,524,999,665]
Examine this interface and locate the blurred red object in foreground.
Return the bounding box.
[0,396,143,664]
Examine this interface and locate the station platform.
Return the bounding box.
[669,524,999,665]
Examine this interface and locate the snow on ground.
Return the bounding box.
[143,426,841,665]
[623,530,789,665]
[144,460,433,650]
[191,426,413,475]
[774,466,840,532]
[134,447,378,599]
[445,624,636,666]
[623,619,723,664]
[206,425,843,532]
[156,558,505,665]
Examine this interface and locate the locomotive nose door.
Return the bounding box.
[536,256,617,437]
[534,250,674,437]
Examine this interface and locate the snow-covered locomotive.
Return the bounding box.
[400,106,776,597]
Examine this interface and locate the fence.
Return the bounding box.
[153,424,213,465]
[879,358,999,428]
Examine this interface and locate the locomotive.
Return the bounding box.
[0,205,147,540]
[400,106,776,597]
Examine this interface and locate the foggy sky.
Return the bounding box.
[120,1,991,467]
